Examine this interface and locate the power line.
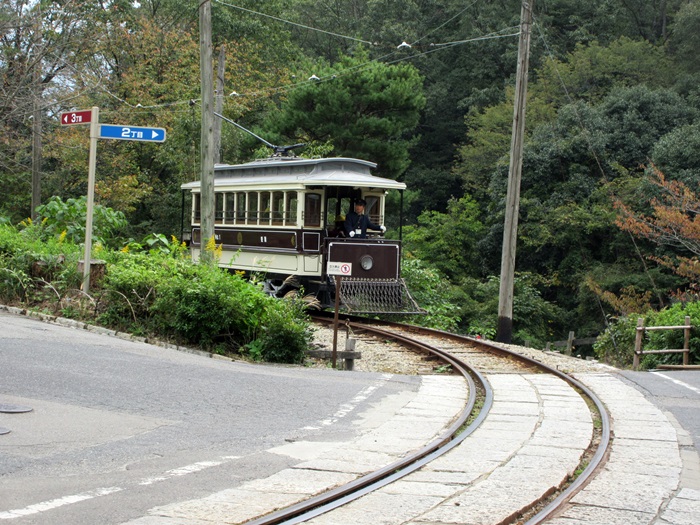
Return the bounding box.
[213,0,374,45]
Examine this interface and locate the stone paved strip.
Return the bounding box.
[307,373,592,525]
[546,372,700,525]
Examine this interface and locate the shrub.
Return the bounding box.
[593,315,641,368]
[399,258,461,332]
[34,196,128,249]
[97,251,176,331]
[151,265,269,348]
[645,302,700,367]
[0,223,81,306]
[255,297,311,363]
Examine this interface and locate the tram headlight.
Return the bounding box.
[360,255,374,271]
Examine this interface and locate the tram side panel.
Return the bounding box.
[190,227,323,276]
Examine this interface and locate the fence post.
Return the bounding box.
[683,315,691,366]
[565,331,575,356]
[633,317,644,370]
[344,338,357,371]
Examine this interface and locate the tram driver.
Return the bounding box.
[344,199,386,238]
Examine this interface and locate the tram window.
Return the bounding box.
[304,193,322,227]
[365,196,381,224]
[326,197,350,223]
[285,192,298,225]
[326,197,338,226]
[215,193,224,224]
[225,193,235,223]
[247,192,259,224]
[193,193,201,223]
[271,191,284,225]
[260,192,271,224]
[236,193,246,223]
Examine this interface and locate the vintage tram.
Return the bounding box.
[181,155,422,314]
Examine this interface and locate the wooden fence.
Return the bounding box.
[545,332,597,356]
[633,316,691,370]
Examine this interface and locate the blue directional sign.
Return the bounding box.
[99,124,166,142]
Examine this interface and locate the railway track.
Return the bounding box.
[240,315,612,525]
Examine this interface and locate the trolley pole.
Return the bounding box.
[496,0,533,343]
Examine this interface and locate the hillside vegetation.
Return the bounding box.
[2,1,699,366]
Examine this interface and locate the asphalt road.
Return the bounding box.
[619,368,700,456]
[0,312,419,524]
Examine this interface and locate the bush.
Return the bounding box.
[593,315,641,368]
[399,258,461,332]
[255,297,311,363]
[97,251,179,331]
[34,196,128,249]
[151,264,269,348]
[645,302,700,367]
[0,223,81,306]
[0,223,313,364]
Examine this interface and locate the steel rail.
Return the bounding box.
[244,315,611,524]
[333,315,613,525]
[242,317,492,525]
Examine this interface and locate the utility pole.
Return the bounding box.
[31,59,42,221]
[199,0,215,263]
[496,0,533,343]
[31,8,42,220]
[214,45,225,165]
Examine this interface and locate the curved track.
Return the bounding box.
[242,315,611,525]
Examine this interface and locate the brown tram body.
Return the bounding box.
[182,156,420,313]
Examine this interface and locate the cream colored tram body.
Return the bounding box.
[182,156,420,313]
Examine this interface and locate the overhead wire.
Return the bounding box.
[41,1,520,121]
[212,0,374,45]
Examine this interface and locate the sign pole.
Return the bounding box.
[82,106,99,293]
[332,275,342,369]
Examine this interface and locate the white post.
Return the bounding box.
[82,106,99,293]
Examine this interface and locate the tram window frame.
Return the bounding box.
[365,195,383,225]
[285,192,298,226]
[193,193,201,224]
[304,192,322,228]
[260,191,271,224]
[214,193,224,224]
[225,193,236,223]
[271,191,284,225]
[247,192,259,224]
[236,193,246,223]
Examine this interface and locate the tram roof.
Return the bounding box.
[181,157,406,191]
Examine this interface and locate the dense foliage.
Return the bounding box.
[0,222,311,364]
[2,0,700,365]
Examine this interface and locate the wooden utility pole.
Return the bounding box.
[31,9,42,220]
[496,0,533,343]
[199,0,215,263]
[31,60,42,220]
[214,45,225,165]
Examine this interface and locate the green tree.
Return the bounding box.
[262,51,425,179]
[533,37,676,106]
[667,0,700,74]
[402,195,485,281]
